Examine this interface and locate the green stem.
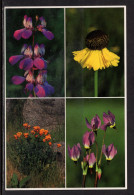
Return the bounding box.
[94,71,98,97]
[99,131,106,166]
[94,141,98,187]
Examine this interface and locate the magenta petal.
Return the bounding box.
[25,83,34,91]
[9,55,23,65]
[34,58,45,69]
[85,118,92,129]
[12,76,25,85]
[19,58,33,70]
[34,84,46,97]
[42,29,54,40]
[22,29,32,39]
[13,29,25,40]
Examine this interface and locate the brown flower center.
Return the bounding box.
[85,30,109,50]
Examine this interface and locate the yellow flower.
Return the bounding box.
[72,30,120,71]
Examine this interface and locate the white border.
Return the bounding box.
[4,5,127,190]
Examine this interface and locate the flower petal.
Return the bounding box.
[9,55,24,65]
[22,29,32,39]
[42,29,54,40]
[25,83,34,92]
[34,84,46,97]
[13,29,25,40]
[85,118,92,129]
[12,76,25,85]
[33,57,46,69]
[44,82,54,95]
[19,58,33,70]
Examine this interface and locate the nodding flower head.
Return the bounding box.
[72,30,120,71]
[102,144,117,161]
[85,115,101,133]
[101,111,116,131]
[86,152,96,168]
[83,131,95,149]
[14,15,33,40]
[68,143,81,161]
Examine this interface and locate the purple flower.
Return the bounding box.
[101,111,116,131]
[37,17,54,40]
[85,115,101,133]
[102,144,117,161]
[86,153,96,168]
[83,131,95,149]
[68,143,81,161]
[9,44,47,70]
[14,15,33,40]
[11,70,54,97]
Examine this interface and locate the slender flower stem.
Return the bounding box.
[94,141,98,187]
[82,175,86,187]
[94,71,98,97]
[99,131,106,166]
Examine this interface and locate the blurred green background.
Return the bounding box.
[66,8,124,97]
[66,98,125,187]
[6,8,64,97]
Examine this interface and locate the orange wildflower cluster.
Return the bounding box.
[14,132,22,139]
[13,123,62,149]
[23,133,29,138]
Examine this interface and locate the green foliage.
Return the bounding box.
[7,133,56,175]
[66,8,124,97]
[66,99,125,187]
[9,173,30,188]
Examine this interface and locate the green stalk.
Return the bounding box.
[99,131,106,166]
[94,71,98,97]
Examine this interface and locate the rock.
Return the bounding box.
[22,99,65,131]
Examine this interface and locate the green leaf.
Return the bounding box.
[10,173,19,188]
[19,176,30,188]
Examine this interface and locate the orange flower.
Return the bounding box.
[39,129,45,136]
[14,135,18,139]
[16,132,22,138]
[31,130,35,135]
[57,144,62,148]
[35,135,38,138]
[33,126,40,132]
[49,142,52,146]
[45,134,51,141]
[43,138,46,142]
[44,130,48,135]
[28,125,31,129]
[23,133,29,138]
[23,123,28,128]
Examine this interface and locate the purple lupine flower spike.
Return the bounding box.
[37,17,54,40]
[68,143,81,161]
[83,131,95,149]
[101,111,116,131]
[102,144,117,161]
[14,15,33,40]
[86,153,96,168]
[9,44,47,70]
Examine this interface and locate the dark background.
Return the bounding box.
[6,8,64,97]
[2,0,134,194]
[66,8,124,97]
